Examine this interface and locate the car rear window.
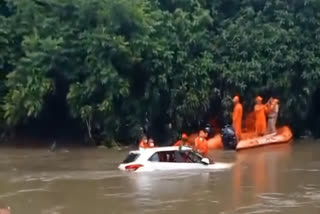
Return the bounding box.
[122,153,140,163]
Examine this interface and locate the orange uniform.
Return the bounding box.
[194,136,208,156]
[139,139,149,148]
[254,104,267,136]
[173,140,191,147]
[232,103,243,139]
[173,133,190,147]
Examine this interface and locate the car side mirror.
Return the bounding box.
[201,158,210,165]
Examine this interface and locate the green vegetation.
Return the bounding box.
[1,0,320,144]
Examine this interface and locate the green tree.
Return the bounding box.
[1,0,320,145]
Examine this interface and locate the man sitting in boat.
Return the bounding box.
[267,98,279,135]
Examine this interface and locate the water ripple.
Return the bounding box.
[291,168,320,172]
[0,188,49,199]
[41,205,64,214]
[10,171,126,182]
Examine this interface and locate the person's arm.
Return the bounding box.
[270,103,276,112]
[264,104,269,113]
[275,104,279,113]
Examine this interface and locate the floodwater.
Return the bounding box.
[0,140,320,214]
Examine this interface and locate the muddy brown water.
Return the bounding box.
[0,140,320,214]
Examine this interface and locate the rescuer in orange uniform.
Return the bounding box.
[194,130,208,156]
[148,138,155,148]
[173,133,190,147]
[254,96,267,136]
[232,96,243,140]
[139,135,149,149]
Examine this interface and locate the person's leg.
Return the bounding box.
[267,118,272,134]
[270,118,276,134]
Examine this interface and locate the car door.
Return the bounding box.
[148,151,206,171]
[148,151,179,170]
[175,151,207,169]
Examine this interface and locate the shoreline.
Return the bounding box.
[0,133,318,150]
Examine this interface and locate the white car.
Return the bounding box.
[118,146,233,172]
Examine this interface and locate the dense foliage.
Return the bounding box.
[1,0,320,144]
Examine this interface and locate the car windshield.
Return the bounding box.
[149,150,202,163]
[122,153,140,163]
[185,151,203,163]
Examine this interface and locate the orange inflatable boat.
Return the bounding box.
[236,126,293,151]
[208,134,224,150]
[207,126,293,151]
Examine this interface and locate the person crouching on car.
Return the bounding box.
[173,133,190,147]
[148,138,155,148]
[139,135,149,149]
[194,130,209,156]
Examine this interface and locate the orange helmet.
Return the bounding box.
[181,133,188,139]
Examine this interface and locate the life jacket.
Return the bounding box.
[173,140,191,147]
[254,104,267,135]
[194,137,208,156]
[139,139,149,148]
[233,103,243,138]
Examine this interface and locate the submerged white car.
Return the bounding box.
[118,146,233,172]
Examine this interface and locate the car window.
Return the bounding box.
[174,151,185,162]
[122,153,140,163]
[187,151,202,163]
[175,151,193,163]
[149,150,200,163]
[149,153,160,162]
[175,150,201,163]
[149,151,176,162]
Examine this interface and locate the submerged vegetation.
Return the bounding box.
[1,0,320,145]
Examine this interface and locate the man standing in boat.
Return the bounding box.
[232,96,243,140]
[254,96,267,136]
[267,98,279,135]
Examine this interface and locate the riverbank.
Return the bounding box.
[0,135,139,151]
[0,133,319,151]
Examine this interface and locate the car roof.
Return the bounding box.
[125,146,205,162]
[130,146,193,154]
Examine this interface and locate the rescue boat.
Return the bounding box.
[208,134,224,150]
[207,126,293,151]
[235,126,293,151]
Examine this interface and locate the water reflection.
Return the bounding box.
[232,144,293,208]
